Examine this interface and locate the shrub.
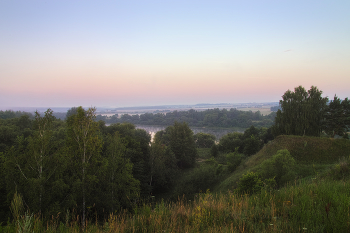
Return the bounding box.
[210,144,219,157]
[325,156,350,180]
[260,149,296,187]
[173,163,222,198]
[236,172,263,194]
[226,152,243,172]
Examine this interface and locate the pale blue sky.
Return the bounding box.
[1,0,349,108]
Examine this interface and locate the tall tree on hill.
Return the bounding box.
[324,96,350,138]
[273,86,328,137]
[344,98,350,134]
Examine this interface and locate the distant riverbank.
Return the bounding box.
[135,125,244,141]
[105,123,244,140]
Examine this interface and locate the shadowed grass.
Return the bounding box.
[2,177,350,232]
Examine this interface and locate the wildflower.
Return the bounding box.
[302,227,307,230]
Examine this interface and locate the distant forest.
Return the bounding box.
[0,107,277,129]
[96,108,276,128]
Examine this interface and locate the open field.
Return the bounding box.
[97,102,278,116]
[237,106,273,115]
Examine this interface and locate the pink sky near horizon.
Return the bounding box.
[1,1,349,108]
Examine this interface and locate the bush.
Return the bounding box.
[242,136,262,156]
[324,156,350,180]
[173,163,223,198]
[226,152,243,172]
[260,149,296,187]
[210,144,219,157]
[236,172,263,194]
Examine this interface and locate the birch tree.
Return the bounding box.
[103,132,139,212]
[66,107,102,228]
[6,109,57,214]
[26,109,56,213]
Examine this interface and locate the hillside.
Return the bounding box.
[215,135,350,192]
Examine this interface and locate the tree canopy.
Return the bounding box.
[273,86,328,137]
[324,96,350,138]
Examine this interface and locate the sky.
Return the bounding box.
[1,0,349,108]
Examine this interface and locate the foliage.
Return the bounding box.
[173,163,223,198]
[156,122,197,169]
[236,172,263,194]
[0,110,33,120]
[215,135,350,193]
[260,149,296,187]
[273,86,328,137]
[210,144,219,157]
[321,156,350,180]
[96,107,275,128]
[193,132,216,148]
[96,132,140,213]
[149,142,178,194]
[226,151,243,172]
[218,132,243,153]
[323,96,350,138]
[2,177,350,232]
[217,126,267,156]
[66,106,103,226]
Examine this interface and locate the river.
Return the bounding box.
[134,125,243,141]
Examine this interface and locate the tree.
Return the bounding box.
[324,96,345,138]
[343,98,350,137]
[25,109,56,213]
[193,132,216,148]
[218,132,243,153]
[149,142,178,194]
[97,132,140,213]
[156,122,197,169]
[260,149,296,187]
[273,86,328,137]
[66,107,102,228]
[243,135,262,156]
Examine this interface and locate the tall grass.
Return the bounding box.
[2,178,350,232]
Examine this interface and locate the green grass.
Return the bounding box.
[214,136,350,193]
[3,177,350,232]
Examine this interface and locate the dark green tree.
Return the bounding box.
[273,86,328,136]
[156,122,197,169]
[210,144,219,157]
[66,107,103,227]
[193,132,216,148]
[24,109,57,214]
[218,132,243,153]
[324,96,350,138]
[149,142,178,194]
[96,132,140,213]
[243,135,262,156]
[170,122,198,169]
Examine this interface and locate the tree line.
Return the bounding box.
[95,108,276,128]
[0,106,276,225]
[273,86,350,138]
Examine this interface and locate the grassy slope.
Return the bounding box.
[215,135,350,193]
